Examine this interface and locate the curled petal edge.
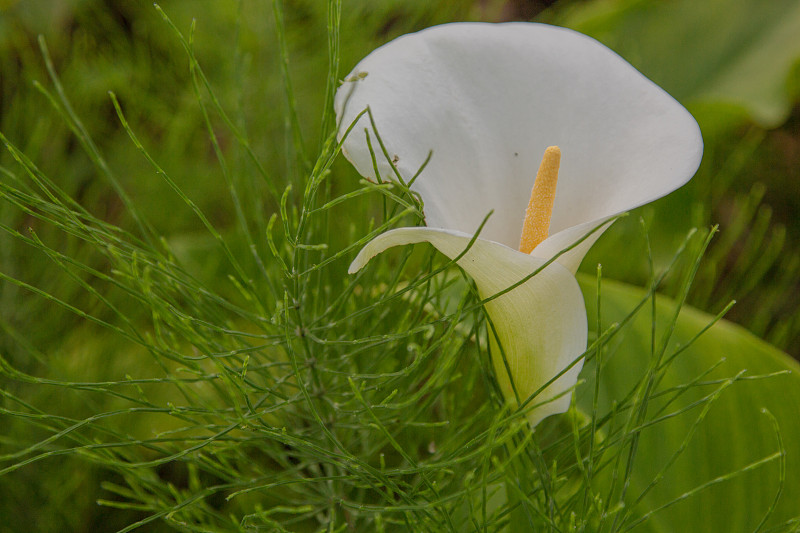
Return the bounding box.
[532,218,616,274]
[335,23,703,250]
[349,227,588,428]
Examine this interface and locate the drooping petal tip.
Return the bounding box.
[344,227,588,427]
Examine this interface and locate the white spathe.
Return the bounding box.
[349,228,587,427]
[337,22,703,427]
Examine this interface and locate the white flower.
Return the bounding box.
[335,22,702,427]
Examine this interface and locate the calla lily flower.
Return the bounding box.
[335,23,702,427]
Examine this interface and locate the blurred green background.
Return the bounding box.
[1,0,799,531]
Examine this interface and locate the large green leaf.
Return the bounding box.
[560,0,800,128]
[576,274,800,531]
